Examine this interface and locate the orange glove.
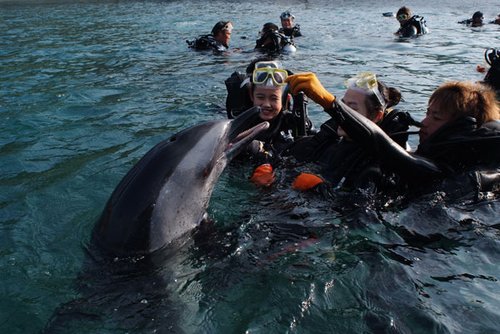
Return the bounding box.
[250,164,275,187]
[285,72,336,110]
[292,173,324,191]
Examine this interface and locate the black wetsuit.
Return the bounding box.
[255,31,295,55]
[327,102,500,195]
[279,25,302,38]
[396,15,428,38]
[234,107,314,164]
[224,71,253,119]
[287,110,415,190]
[458,19,484,27]
[186,35,228,53]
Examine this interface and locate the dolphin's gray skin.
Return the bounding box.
[91,107,269,257]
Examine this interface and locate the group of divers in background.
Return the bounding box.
[187,7,500,55]
[187,10,301,55]
[186,7,500,203]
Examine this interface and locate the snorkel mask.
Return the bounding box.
[345,72,386,108]
[280,11,295,20]
[252,61,288,87]
[211,21,233,35]
[397,13,409,22]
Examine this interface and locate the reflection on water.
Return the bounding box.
[0,0,499,333]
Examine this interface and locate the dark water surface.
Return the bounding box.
[1,0,500,333]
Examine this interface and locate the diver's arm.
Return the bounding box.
[327,101,443,179]
[286,73,442,178]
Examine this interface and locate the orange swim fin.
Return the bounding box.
[292,172,324,191]
[250,163,275,187]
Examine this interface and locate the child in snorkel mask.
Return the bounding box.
[250,61,289,121]
[241,61,315,186]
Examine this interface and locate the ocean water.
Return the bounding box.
[1,0,500,333]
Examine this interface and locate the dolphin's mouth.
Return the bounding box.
[225,121,270,159]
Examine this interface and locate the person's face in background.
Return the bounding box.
[397,13,410,26]
[337,88,383,138]
[215,29,231,46]
[419,99,454,143]
[214,23,232,46]
[281,18,293,29]
[472,17,483,26]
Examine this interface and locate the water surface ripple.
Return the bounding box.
[1,0,499,333]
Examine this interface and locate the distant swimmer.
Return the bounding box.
[187,21,233,53]
[279,10,302,38]
[394,6,428,38]
[492,13,500,25]
[255,22,296,55]
[458,11,484,27]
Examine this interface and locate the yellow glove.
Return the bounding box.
[286,72,336,110]
[250,164,275,187]
[292,173,324,191]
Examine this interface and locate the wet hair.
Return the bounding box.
[396,6,412,18]
[429,81,500,126]
[472,11,483,20]
[261,22,279,33]
[211,21,231,35]
[364,81,402,117]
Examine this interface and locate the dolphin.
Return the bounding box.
[42,107,268,333]
[91,106,269,257]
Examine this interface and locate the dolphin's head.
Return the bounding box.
[225,106,270,160]
[150,107,269,250]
